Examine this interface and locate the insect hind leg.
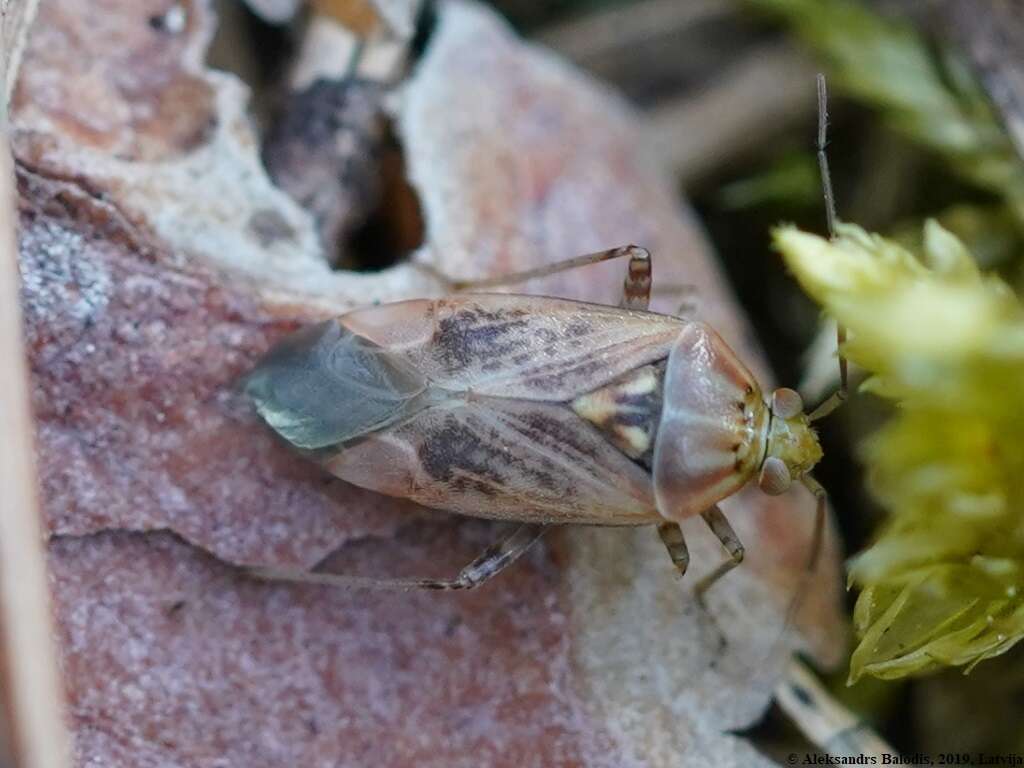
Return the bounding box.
[246,523,547,591]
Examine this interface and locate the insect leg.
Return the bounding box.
[799,474,828,576]
[660,520,731,651]
[418,245,652,294]
[245,523,547,591]
[759,474,829,665]
[694,505,745,605]
[618,246,652,310]
[657,522,690,578]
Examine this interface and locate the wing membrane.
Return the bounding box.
[245,321,428,449]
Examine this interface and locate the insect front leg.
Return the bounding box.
[800,474,828,575]
[694,505,745,605]
[765,474,829,651]
[661,515,730,656]
[657,522,690,578]
[247,523,547,591]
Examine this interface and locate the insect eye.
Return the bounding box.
[758,456,792,496]
[771,388,804,420]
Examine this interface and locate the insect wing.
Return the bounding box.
[324,397,660,525]
[340,295,685,401]
[245,320,429,450]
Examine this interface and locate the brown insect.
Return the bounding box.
[244,76,846,600]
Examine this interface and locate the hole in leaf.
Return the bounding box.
[262,77,426,272]
[341,123,425,272]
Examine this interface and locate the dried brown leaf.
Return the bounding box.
[13,1,845,765]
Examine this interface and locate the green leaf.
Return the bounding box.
[718,152,821,210]
[745,0,1024,226]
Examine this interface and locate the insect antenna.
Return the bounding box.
[731,75,845,694]
[808,73,848,423]
[780,75,843,634]
[816,74,838,243]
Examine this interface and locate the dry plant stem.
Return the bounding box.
[536,0,727,64]
[1,0,41,103]
[776,658,894,760]
[315,0,421,40]
[538,0,818,184]
[645,42,818,182]
[0,133,71,767]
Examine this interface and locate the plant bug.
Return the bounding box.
[244,76,847,601]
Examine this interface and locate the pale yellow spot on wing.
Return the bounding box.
[572,390,618,424]
[614,425,651,455]
[619,368,658,397]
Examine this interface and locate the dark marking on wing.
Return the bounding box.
[339,294,685,402]
[433,306,531,373]
[418,413,505,496]
[516,357,608,391]
[417,407,567,499]
[337,397,661,524]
